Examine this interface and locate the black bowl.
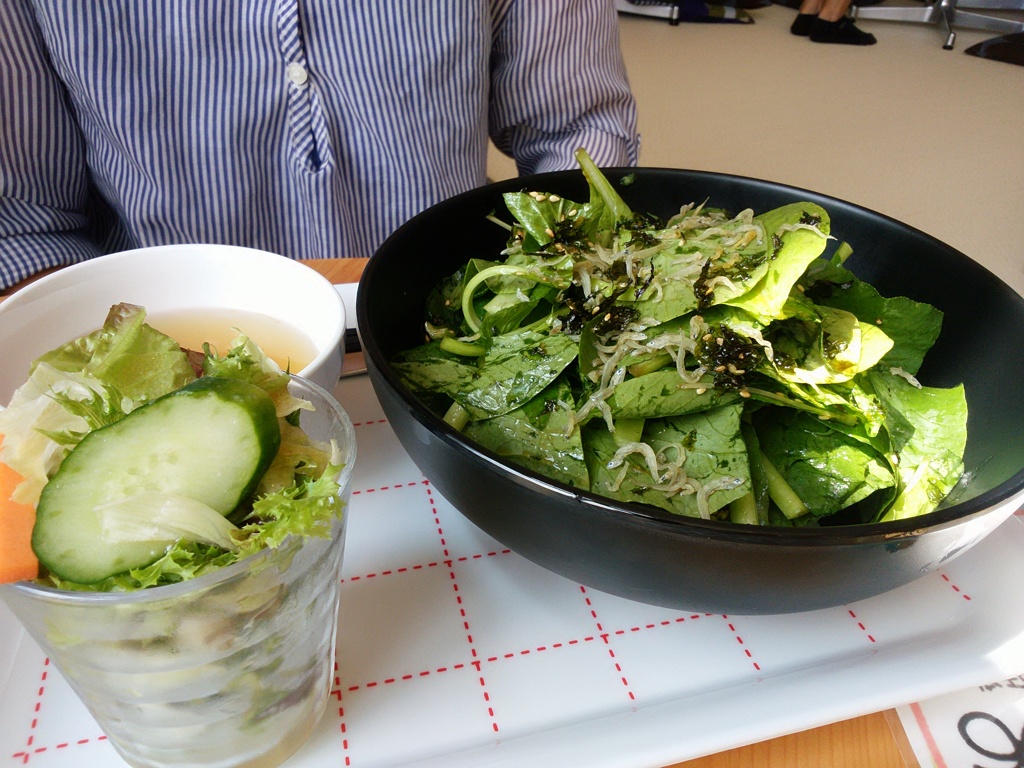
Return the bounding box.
[357,168,1024,614]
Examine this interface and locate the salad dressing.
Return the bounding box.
[148,307,318,372]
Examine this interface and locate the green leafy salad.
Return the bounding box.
[392,150,968,526]
[0,302,345,590]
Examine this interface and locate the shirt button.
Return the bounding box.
[286,62,309,87]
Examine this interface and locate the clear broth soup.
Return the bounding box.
[148,307,319,373]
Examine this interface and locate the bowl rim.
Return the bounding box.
[0,243,346,386]
[0,242,336,304]
[360,166,1024,545]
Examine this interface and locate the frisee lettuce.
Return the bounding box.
[1,303,347,590]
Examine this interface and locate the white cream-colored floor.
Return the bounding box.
[489,4,1024,297]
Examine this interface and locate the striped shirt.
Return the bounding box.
[0,0,639,290]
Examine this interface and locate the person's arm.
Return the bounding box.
[0,1,103,291]
[488,0,640,175]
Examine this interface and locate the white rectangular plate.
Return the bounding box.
[2,374,1023,768]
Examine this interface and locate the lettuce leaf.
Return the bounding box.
[393,328,578,421]
[463,378,589,490]
[801,256,943,375]
[869,369,968,521]
[35,303,196,402]
[201,334,310,418]
[0,304,199,505]
[767,294,894,385]
[575,146,634,247]
[0,363,138,505]
[585,404,750,519]
[95,492,240,552]
[724,203,831,322]
[602,370,740,420]
[753,407,896,519]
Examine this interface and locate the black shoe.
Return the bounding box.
[790,12,817,35]
[809,16,877,44]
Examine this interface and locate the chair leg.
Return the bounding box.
[951,7,1024,33]
[955,0,1024,10]
[852,4,944,21]
[851,0,1024,48]
[940,6,957,47]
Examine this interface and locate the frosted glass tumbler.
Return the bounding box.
[1,377,355,768]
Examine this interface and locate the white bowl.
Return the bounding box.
[0,244,345,401]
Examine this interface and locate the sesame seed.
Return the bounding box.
[548,195,561,202]
[739,389,751,398]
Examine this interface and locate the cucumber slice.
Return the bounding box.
[33,377,281,583]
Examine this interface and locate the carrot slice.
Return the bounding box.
[0,438,39,583]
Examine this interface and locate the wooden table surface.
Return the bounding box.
[1,256,915,768]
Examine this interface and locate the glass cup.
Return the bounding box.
[1,377,355,768]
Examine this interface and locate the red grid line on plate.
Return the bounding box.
[342,661,471,693]
[722,617,764,671]
[424,478,500,734]
[580,585,637,700]
[484,635,598,662]
[339,612,726,691]
[331,661,354,768]
[938,572,972,602]
[480,610,713,663]
[342,563,442,582]
[342,476,461,584]
[847,608,878,644]
[349,418,389,428]
[331,480,756,701]
[454,550,513,563]
[351,478,429,497]
[333,476,502,768]
[10,657,109,766]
